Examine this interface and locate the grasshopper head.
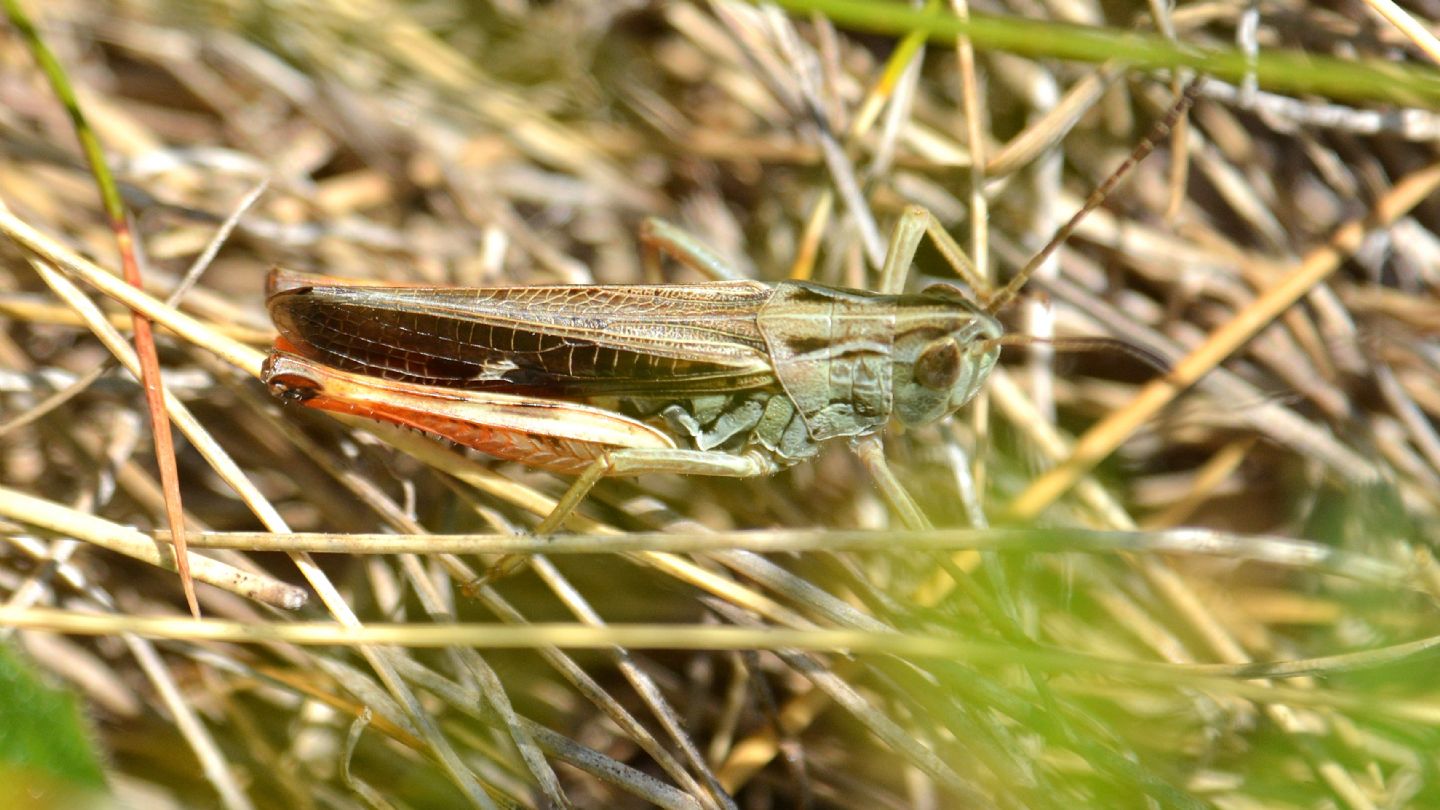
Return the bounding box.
[891,284,1002,427]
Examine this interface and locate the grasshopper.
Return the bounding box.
[262,226,1000,534]
[263,85,1196,535]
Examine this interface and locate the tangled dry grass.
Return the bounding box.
[3,1,1440,807]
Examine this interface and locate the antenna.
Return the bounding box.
[984,78,1204,315]
[982,334,1172,376]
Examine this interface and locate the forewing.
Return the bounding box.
[267,270,778,395]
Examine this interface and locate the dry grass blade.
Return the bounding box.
[2,2,1439,808]
[1007,159,1440,520]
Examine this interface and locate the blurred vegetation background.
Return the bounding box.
[2,0,1440,807]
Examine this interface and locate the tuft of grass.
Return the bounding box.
[0,1,1439,808]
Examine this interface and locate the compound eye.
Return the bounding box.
[915,338,963,390]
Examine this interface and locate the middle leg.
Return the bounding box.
[877,205,992,299]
